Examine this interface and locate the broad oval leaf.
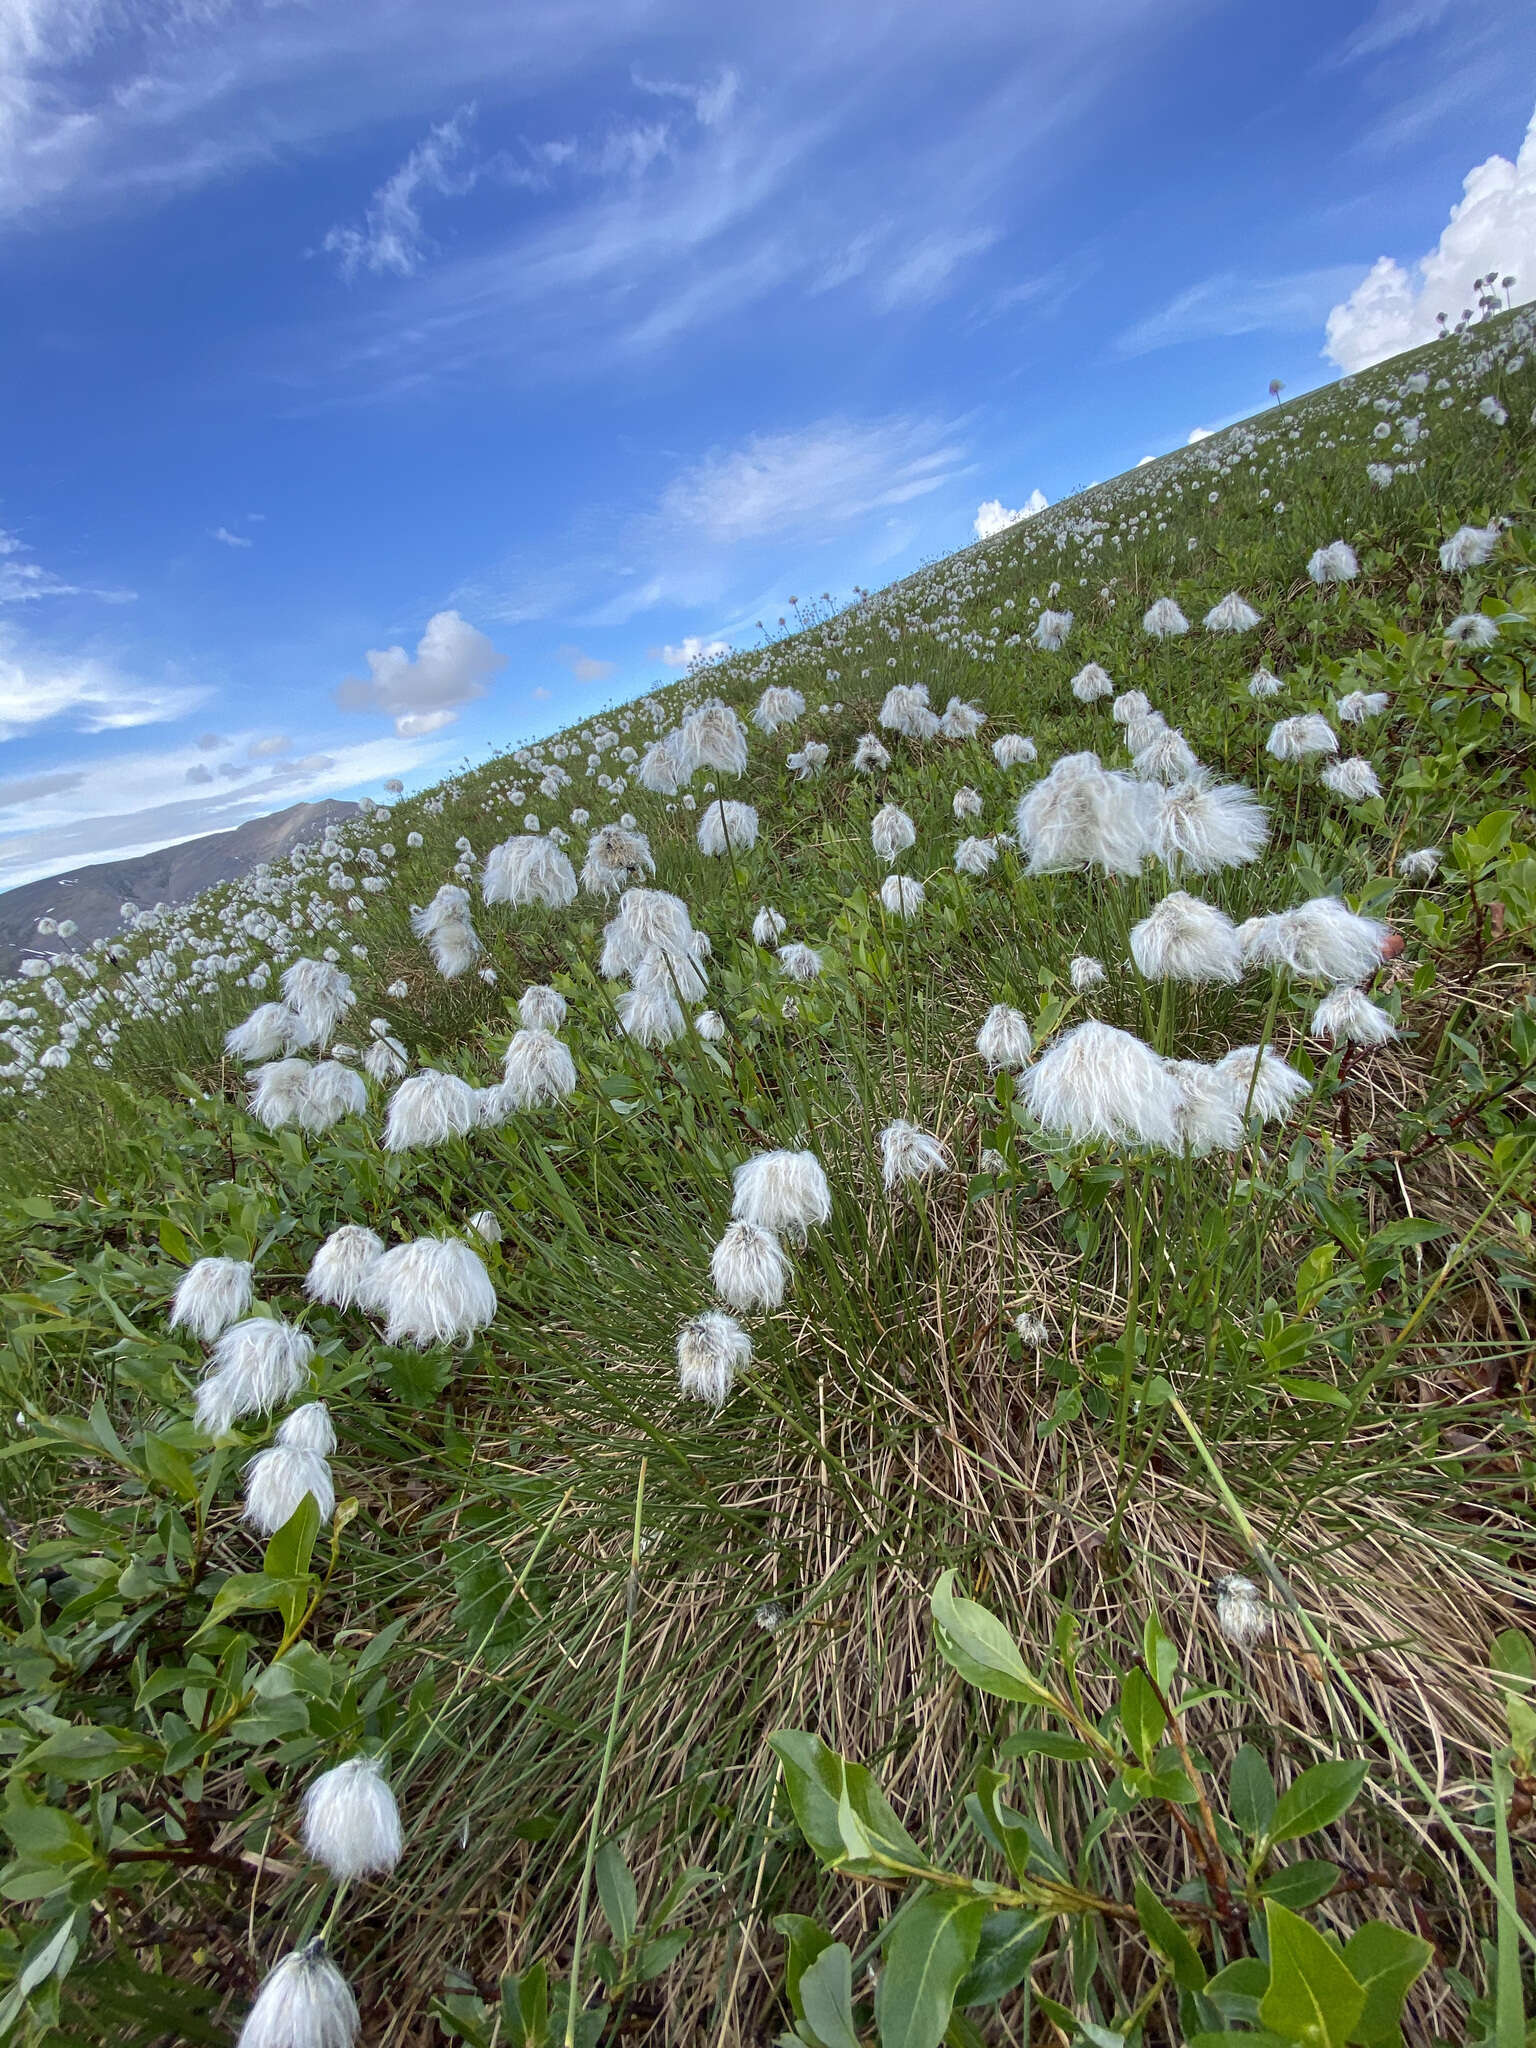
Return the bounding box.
[1264,1760,1368,1847]
[875,1890,987,2048]
[930,1572,1056,1710]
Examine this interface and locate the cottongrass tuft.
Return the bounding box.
[170,1257,254,1342]
[1439,522,1498,572]
[1142,597,1189,638]
[518,984,566,1032]
[1132,726,1200,784]
[499,1028,578,1109]
[753,684,805,733]
[879,683,941,741]
[281,958,356,1048]
[879,1118,950,1190]
[1445,612,1500,648]
[226,1002,300,1063]
[249,1058,313,1131]
[1320,757,1382,803]
[954,836,998,876]
[679,699,749,776]
[1013,1312,1052,1347]
[1247,667,1284,699]
[637,731,688,795]
[879,874,925,918]
[1019,1020,1181,1149]
[410,887,483,979]
[939,696,986,738]
[852,731,894,772]
[777,942,823,983]
[236,1940,358,2048]
[731,1149,831,1239]
[951,785,983,820]
[581,824,656,899]
[676,1311,751,1409]
[1203,592,1262,632]
[482,835,577,909]
[1148,777,1268,875]
[1070,662,1113,702]
[278,1402,337,1456]
[243,1441,335,1535]
[302,1756,403,1880]
[295,1061,368,1134]
[1130,892,1243,984]
[1212,1045,1311,1123]
[711,1220,791,1311]
[991,733,1037,767]
[1240,896,1388,984]
[871,803,917,865]
[1214,1574,1271,1646]
[752,905,787,946]
[1265,713,1338,763]
[306,1226,385,1311]
[1033,608,1073,650]
[1111,689,1150,724]
[616,975,686,1047]
[1169,1062,1245,1157]
[1311,985,1398,1046]
[786,740,830,779]
[383,1070,479,1151]
[1337,690,1389,724]
[1307,540,1359,585]
[466,1209,502,1243]
[694,1008,726,1041]
[195,1319,314,1437]
[1070,955,1107,991]
[1017,753,1150,876]
[696,799,759,855]
[1398,846,1441,880]
[368,1237,496,1348]
[976,1004,1033,1070]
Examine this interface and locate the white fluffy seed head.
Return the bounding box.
[710,1220,791,1310]
[1265,714,1338,763]
[679,699,749,776]
[753,684,805,733]
[1168,1062,1245,1157]
[676,1311,751,1408]
[383,1070,480,1151]
[169,1258,253,1343]
[1130,892,1243,984]
[879,1119,950,1190]
[280,959,356,1049]
[776,942,822,983]
[1320,757,1381,803]
[879,874,925,918]
[1311,985,1398,1046]
[694,1008,726,1041]
[195,1319,314,1436]
[249,1058,313,1130]
[992,733,1037,767]
[1398,846,1440,880]
[500,1028,577,1109]
[977,1004,1033,1071]
[302,1756,403,1880]
[1016,754,1150,877]
[853,731,894,772]
[1070,955,1107,991]
[277,1402,337,1455]
[871,804,917,865]
[1337,690,1389,725]
[1148,778,1269,876]
[1248,668,1283,699]
[731,1150,831,1238]
[369,1237,496,1348]
[954,835,998,876]
[1142,597,1189,638]
[952,785,983,819]
[1203,592,1262,632]
[1111,689,1150,724]
[1213,1045,1312,1124]
[1214,1573,1271,1645]
[1439,523,1497,572]
[581,825,656,899]
[226,1002,300,1063]
[752,905,787,946]
[1132,727,1201,784]
[518,984,566,1032]
[1070,662,1113,702]
[939,696,986,739]
[482,835,577,910]
[296,1061,368,1134]
[1019,1021,1182,1150]
[617,977,686,1047]
[306,1225,385,1310]
[1239,896,1388,984]
[243,1443,335,1534]
[878,683,940,741]
[1033,608,1072,650]
[1307,540,1359,585]
[237,1941,358,2048]
[466,1209,502,1244]
[696,799,759,856]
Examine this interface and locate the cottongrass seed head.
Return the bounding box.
[1266,714,1338,763]
[1214,1573,1271,1646]
[369,1237,496,1348]
[852,731,894,772]
[752,904,787,946]
[1130,892,1243,984]
[939,696,986,739]
[499,1028,578,1109]
[249,1058,313,1131]
[952,784,983,819]
[481,835,577,909]
[306,1225,385,1311]
[383,1069,480,1151]
[1398,846,1441,880]
[878,683,941,741]
[879,1118,950,1190]
[992,733,1037,767]
[517,983,566,1032]
[1307,540,1359,585]
[237,1940,358,2048]
[243,1441,335,1535]
[1033,608,1073,650]
[879,874,925,918]
[1070,662,1113,702]
[226,1001,300,1063]
[1070,954,1107,991]
[870,803,917,864]
[1311,985,1398,1046]
[731,1149,831,1239]
[278,1402,337,1456]
[1203,592,1262,632]
[1148,777,1269,875]
[1337,690,1389,724]
[1111,689,1151,724]
[1142,597,1189,638]
[696,799,759,855]
[753,684,805,733]
[976,1004,1034,1070]
[1247,667,1284,699]
[195,1318,315,1436]
[302,1756,403,1880]
[955,835,998,876]
[711,1220,791,1310]
[1019,1020,1182,1150]
[1240,895,1388,984]
[676,1311,751,1408]
[1212,1045,1312,1124]
[777,941,822,983]
[169,1257,253,1342]
[295,1061,368,1134]
[1439,522,1497,572]
[1445,612,1500,648]
[1320,757,1382,803]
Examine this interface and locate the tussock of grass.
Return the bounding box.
[1,311,1534,2045]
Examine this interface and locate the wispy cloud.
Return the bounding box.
[0,526,135,604]
[322,107,480,281]
[556,643,615,682]
[212,525,253,548]
[875,227,999,311]
[1111,266,1363,357]
[0,629,202,741]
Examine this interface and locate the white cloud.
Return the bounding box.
[335,607,506,736]
[657,635,730,667]
[0,730,446,887]
[658,415,969,547]
[322,107,478,281]
[875,227,999,311]
[1324,102,1536,371]
[0,525,135,604]
[1186,426,1215,444]
[556,643,616,682]
[0,631,203,740]
[213,526,252,548]
[1112,266,1362,357]
[973,490,1046,540]
[632,66,741,128]
[246,734,292,758]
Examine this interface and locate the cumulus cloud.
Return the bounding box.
[1324,102,1536,370]
[1186,426,1215,444]
[323,108,478,281]
[557,643,615,682]
[657,635,731,667]
[336,608,506,737]
[213,526,253,548]
[973,490,1047,540]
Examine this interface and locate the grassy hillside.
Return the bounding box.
[1,309,1534,2048]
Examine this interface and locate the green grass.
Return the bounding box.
[1,312,1534,2046]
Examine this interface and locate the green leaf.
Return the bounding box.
[1340,1922,1432,2047]
[773,1914,833,2025]
[769,1730,926,1878]
[998,1731,1093,1763]
[1142,1611,1179,1698]
[635,1931,689,1979]
[797,1942,862,2048]
[1295,1244,1337,1314]
[1264,1761,1368,1848]
[953,1910,1046,2007]
[262,1492,321,1582]
[1258,1860,1339,1911]
[142,1432,199,1503]
[1134,1880,1206,1992]
[1230,1744,1276,1838]
[1491,1629,1536,1761]
[595,1840,637,1952]
[1204,1956,1270,2025]
[1259,1901,1364,2048]
[189,1570,291,1639]
[929,1572,1057,1711]
[1118,1668,1166,1764]
[875,1891,987,2048]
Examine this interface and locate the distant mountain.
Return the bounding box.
[0,800,360,978]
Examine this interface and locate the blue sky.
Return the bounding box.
[2,0,1535,886]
